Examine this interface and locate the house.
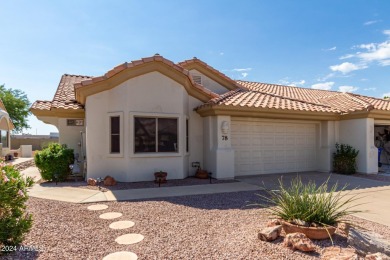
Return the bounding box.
[30,55,390,182]
[0,99,14,156]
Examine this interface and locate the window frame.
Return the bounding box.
[0,130,9,148]
[130,113,182,158]
[108,112,124,157]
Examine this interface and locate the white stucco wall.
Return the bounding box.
[339,118,377,174]
[318,121,337,172]
[85,71,204,182]
[203,115,235,179]
[57,118,85,156]
[189,69,230,94]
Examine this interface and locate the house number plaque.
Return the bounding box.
[222,135,228,141]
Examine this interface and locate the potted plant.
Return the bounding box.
[195,166,208,179]
[154,171,167,183]
[13,151,19,158]
[254,176,361,240]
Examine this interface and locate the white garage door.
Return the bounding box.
[231,119,317,176]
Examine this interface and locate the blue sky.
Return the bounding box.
[1,0,390,134]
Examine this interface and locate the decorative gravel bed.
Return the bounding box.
[41,177,238,191]
[2,191,389,259]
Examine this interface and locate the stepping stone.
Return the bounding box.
[99,212,122,219]
[115,234,144,245]
[103,251,137,260]
[109,220,135,230]
[87,204,108,211]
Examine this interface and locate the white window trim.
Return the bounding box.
[129,112,183,158]
[108,111,124,158]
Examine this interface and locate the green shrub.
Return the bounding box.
[0,161,34,250]
[255,177,360,227]
[333,143,359,175]
[34,143,74,181]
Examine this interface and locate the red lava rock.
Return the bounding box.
[104,175,117,186]
[87,178,97,186]
[283,232,316,252]
[365,252,390,260]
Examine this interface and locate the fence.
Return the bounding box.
[11,137,59,151]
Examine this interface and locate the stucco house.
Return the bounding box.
[30,55,390,182]
[0,99,14,156]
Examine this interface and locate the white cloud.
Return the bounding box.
[329,62,367,74]
[379,59,390,66]
[317,73,335,81]
[233,68,252,72]
[324,46,336,51]
[364,20,379,26]
[278,78,305,87]
[339,54,355,60]
[241,72,248,78]
[311,82,334,90]
[363,87,376,91]
[338,85,358,93]
[219,52,224,56]
[384,30,390,36]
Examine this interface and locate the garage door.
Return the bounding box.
[231,119,317,176]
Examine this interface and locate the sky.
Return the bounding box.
[1,0,390,134]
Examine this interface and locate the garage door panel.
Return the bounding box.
[232,120,317,176]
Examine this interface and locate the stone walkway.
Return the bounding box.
[87,203,142,260]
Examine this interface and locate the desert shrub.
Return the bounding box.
[255,177,361,226]
[0,161,34,250]
[34,143,74,181]
[333,143,359,175]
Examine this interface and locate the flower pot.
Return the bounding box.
[14,152,18,158]
[154,171,167,183]
[281,220,336,240]
[195,169,208,179]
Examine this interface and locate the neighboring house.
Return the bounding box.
[0,99,14,156]
[30,55,390,182]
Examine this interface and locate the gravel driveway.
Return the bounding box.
[2,190,389,260]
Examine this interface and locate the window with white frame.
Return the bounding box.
[134,117,178,153]
[0,130,8,148]
[110,116,120,154]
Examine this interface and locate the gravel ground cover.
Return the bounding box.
[2,191,389,260]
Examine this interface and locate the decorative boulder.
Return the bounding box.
[321,246,358,260]
[266,219,281,227]
[104,176,117,186]
[87,178,97,186]
[258,225,282,241]
[348,227,390,257]
[283,232,316,252]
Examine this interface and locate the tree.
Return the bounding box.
[0,85,31,133]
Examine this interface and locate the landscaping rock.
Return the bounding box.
[337,222,351,236]
[104,175,117,186]
[283,232,316,252]
[321,246,358,260]
[365,252,390,260]
[266,219,281,227]
[87,178,97,186]
[258,225,282,241]
[348,227,390,256]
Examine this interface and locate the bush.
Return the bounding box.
[34,143,74,181]
[255,177,360,227]
[0,161,34,250]
[333,143,359,175]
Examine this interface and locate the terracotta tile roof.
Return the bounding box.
[31,74,92,111]
[198,88,340,113]
[74,55,219,99]
[236,80,390,113]
[178,58,243,89]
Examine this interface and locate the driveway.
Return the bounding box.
[237,172,390,227]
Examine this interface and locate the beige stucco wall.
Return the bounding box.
[318,121,337,172]
[189,69,230,94]
[85,71,204,182]
[339,118,377,174]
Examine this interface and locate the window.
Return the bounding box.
[110,116,120,153]
[134,117,178,153]
[67,119,84,126]
[0,130,8,148]
[192,75,202,85]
